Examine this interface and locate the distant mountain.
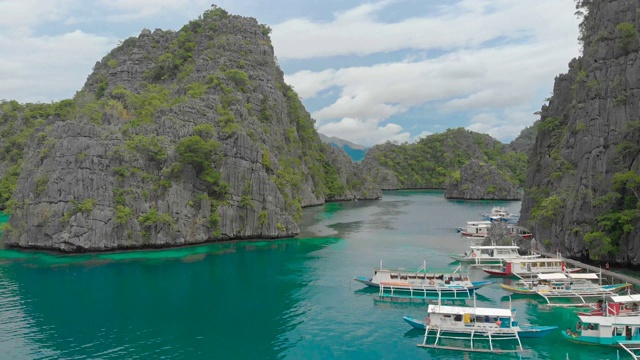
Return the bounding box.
[318,134,367,162]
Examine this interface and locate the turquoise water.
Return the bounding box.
[0,191,630,359]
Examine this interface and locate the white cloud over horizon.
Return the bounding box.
[0,0,581,147]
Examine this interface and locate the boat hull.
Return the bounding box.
[498,283,536,295]
[354,276,493,295]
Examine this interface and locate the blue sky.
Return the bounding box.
[0,0,580,146]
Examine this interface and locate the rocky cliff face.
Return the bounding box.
[445,159,522,200]
[520,0,640,264]
[2,7,380,252]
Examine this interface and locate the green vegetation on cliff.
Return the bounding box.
[366,128,527,189]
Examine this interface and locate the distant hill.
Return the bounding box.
[318,134,367,162]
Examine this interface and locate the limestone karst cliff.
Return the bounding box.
[1,6,381,252]
[520,0,640,264]
[445,159,522,200]
[362,128,528,195]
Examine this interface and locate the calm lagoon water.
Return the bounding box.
[0,191,630,359]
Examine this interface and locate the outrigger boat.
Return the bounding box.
[562,303,640,358]
[416,299,556,353]
[482,257,582,277]
[499,272,631,306]
[481,206,519,224]
[404,315,557,338]
[577,294,640,317]
[458,221,532,239]
[354,261,492,300]
[450,244,540,265]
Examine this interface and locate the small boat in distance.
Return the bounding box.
[416,301,556,353]
[450,244,540,265]
[481,206,519,223]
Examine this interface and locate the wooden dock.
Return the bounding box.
[533,250,640,289]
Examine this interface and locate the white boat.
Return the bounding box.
[416,301,554,353]
[450,244,540,265]
[482,257,581,278]
[562,298,640,358]
[499,272,631,306]
[481,207,519,223]
[459,221,532,239]
[353,261,492,299]
[577,294,640,317]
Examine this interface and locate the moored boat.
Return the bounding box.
[577,294,640,316]
[416,302,556,353]
[353,261,492,298]
[403,315,557,338]
[450,244,540,265]
[459,221,532,239]
[481,206,519,223]
[498,272,631,306]
[561,313,640,357]
[482,257,582,278]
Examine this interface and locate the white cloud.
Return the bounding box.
[318,117,410,146]
[277,0,580,144]
[272,0,578,60]
[0,30,115,103]
[0,0,74,29]
[466,110,536,142]
[101,0,209,21]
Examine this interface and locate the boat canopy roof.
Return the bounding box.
[607,294,640,303]
[469,245,519,250]
[567,273,599,280]
[537,273,568,280]
[506,258,563,264]
[578,315,640,326]
[428,304,512,317]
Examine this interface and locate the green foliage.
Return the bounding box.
[216,105,240,137]
[186,82,207,98]
[259,24,272,37]
[537,116,561,131]
[0,163,21,211]
[96,75,108,99]
[53,99,77,120]
[35,175,48,196]
[193,123,215,139]
[615,22,637,52]
[224,69,249,91]
[114,205,131,224]
[531,195,563,225]
[107,59,119,68]
[584,231,615,260]
[128,84,172,125]
[486,185,495,194]
[176,136,220,173]
[258,210,268,226]
[138,208,174,227]
[77,198,96,213]
[125,135,168,163]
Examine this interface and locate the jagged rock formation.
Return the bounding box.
[481,221,532,253]
[361,128,527,191]
[520,0,640,265]
[1,6,380,252]
[445,159,522,200]
[507,124,537,155]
